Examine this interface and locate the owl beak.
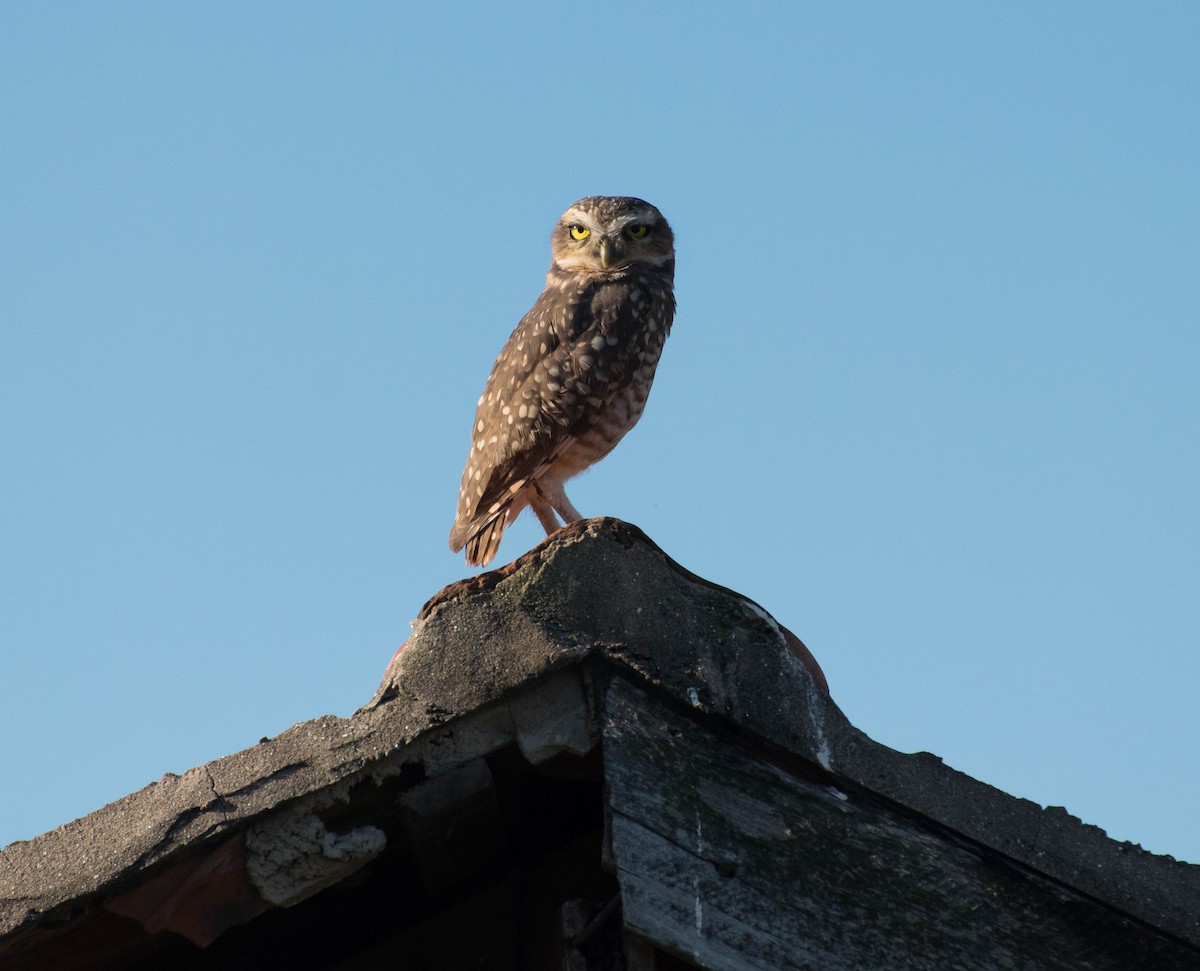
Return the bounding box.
[598,236,614,269]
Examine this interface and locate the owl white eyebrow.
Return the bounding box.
[560,208,599,229]
[560,210,655,233]
[611,212,656,231]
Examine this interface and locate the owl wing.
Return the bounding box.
[450,284,639,549]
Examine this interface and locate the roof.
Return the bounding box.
[2,518,1198,969]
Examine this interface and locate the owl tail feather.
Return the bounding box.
[465,515,506,568]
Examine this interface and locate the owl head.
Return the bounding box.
[550,196,675,276]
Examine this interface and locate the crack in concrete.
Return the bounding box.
[203,766,231,825]
[220,762,310,802]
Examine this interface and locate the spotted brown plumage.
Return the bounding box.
[449,196,676,567]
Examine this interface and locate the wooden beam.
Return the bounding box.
[602,679,1197,971]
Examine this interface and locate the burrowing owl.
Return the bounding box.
[449,196,676,567]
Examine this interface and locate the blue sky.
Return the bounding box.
[2,4,1198,865]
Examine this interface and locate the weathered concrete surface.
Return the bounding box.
[2,517,1198,954]
[0,667,594,948]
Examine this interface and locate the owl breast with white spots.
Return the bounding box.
[449,196,676,567]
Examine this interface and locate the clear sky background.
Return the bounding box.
[2,4,1197,864]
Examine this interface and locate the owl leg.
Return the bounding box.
[536,479,583,525]
[528,490,562,536]
[507,484,559,534]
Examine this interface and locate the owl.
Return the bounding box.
[449,196,676,567]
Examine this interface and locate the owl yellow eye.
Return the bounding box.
[626,224,648,239]
[569,225,590,241]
